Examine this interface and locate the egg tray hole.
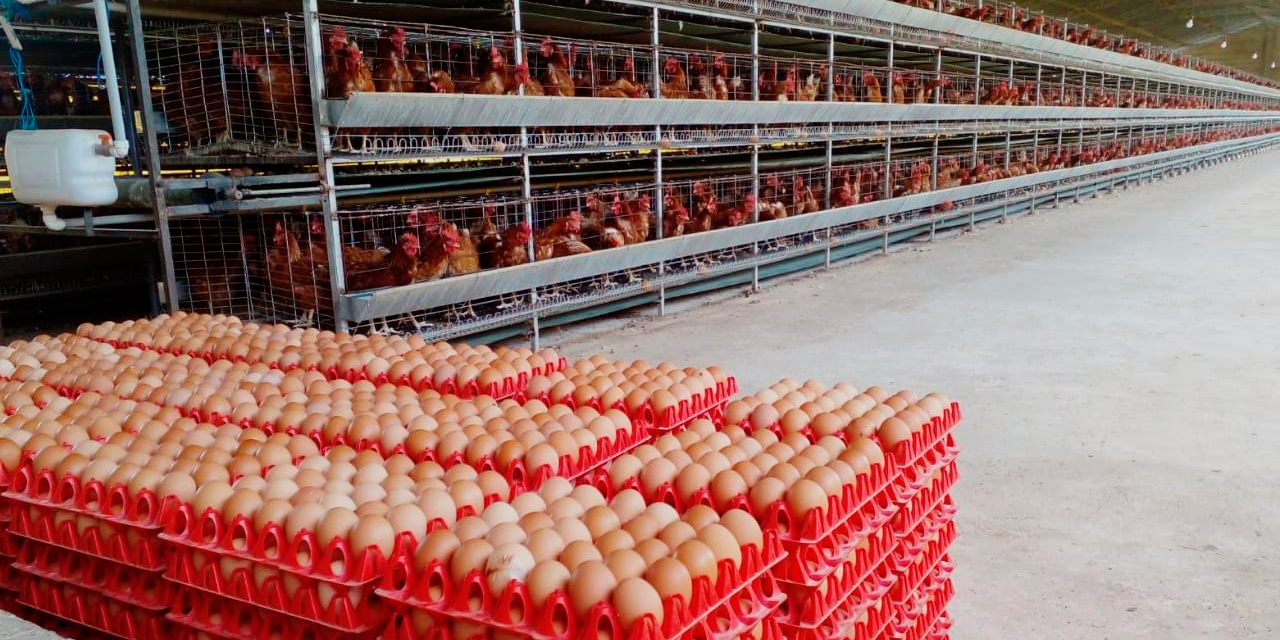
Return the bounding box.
[377,530,785,640]
[775,525,897,627]
[164,542,388,633]
[15,574,176,640]
[166,586,387,640]
[11,536,171,610]
[889,460,960,543]
[160,503,401,587]
[920,610,954,640]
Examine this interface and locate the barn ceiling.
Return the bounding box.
[1014,0,1280,79]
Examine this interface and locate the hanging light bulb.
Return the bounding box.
[1221,39,1228,48]
[1272,62,1277,69]
[1186,17,1194,28]
[1253,52,1259,59]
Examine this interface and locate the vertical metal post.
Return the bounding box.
[652,7,666,315]
[512,0,539,347]
[974,56,982,105]
[886,39,895,104]
[127,0,178,314]
[751,16,760,291]
[1081,69,1088,105]
[883,135,892,241]
[934,49,942,105]
[824,33,834,270]
[1059,65,1066,105]
[303,0,347,331]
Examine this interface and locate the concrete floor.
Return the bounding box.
[547,149,1280,639]
[1,150,1277,638]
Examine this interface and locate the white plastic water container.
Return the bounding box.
[5,129,119,209]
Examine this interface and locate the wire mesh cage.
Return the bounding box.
[148,16,314,158]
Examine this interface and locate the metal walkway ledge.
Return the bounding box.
[323,94,1280,129]
[337,131,1280,322]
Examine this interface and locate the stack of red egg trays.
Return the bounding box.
[0,466,19,611]
[766,453,901,640]
[3,465,176,639]
[877,406,961,640]
[159,499,409,640]
[376,530,786,640]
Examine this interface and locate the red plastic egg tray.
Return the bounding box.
[887,573,954,640]
[15,574,175,640]
[779,580,897,640]
[166,586,385,640]
[163,542,387,633]
[777,523,896,627]
[11,538,172,611]
[5,468,169,571]
[160,500,404,587]
[378,530,785,640]
[890,460,959,542]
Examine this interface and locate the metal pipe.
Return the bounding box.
[653,6,665,316]
[92,0,128,158]
[303,0,346,331]
[126,0,176,313]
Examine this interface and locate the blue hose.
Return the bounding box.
[0,0,35,130]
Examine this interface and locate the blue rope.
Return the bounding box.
[0,0,35,130]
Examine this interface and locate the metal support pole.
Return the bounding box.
[886,39,895,104]
[751,17,760,291]
[824,34,834,269]
[127,0,177,314]
[883,135,892,241]
[934,49,942,105]
[652,7,665,315]
[974,56,982,105]
[930,136,939,192]
[512,0,538,347]
[303,0,347,331]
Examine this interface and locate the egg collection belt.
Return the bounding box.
[0,312,960,640]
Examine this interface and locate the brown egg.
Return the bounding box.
[608,489,646,524]
[749,404,779,429]
[553,518,592,545]
[519,511,555,533]
[718,510,764,550]
[634,538,670,565]
[682,506,720,533]
[658,521,697,550]
[710,470,747,509]
[785,479,827,520]
[675,539,718,582]
[877,418,912,453]
[595,529,636,557]
[698,523,742,567]
[526,528,565,563]
[675,464,711,503]
[847,436,884,466]
[450,538,495,584]
[645,556,692,603]
[414,530,461,569]
[449,481,485,514]
[569,560,616,617]
[454,516,491,541]
[606,548,648,582]
[192,481,235,517]
[583,505,621,541]
[613,576,663,631]
[316,507,359,546]
[766,462,801,487]
[486,522,527,547]
[538,476,574,503]
[221,488,263,526]
[350,515,396,556]
[482,502,520,527]
[748,477,787,514]
[559,539,603,571]
[526,560,571,608]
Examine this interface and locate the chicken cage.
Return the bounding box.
[123,0,1280,345]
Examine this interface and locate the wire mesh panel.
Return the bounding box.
[170,212,332,328]
[148,17,313,158]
